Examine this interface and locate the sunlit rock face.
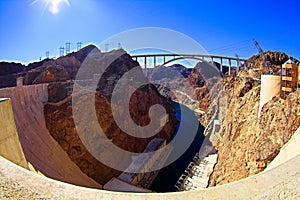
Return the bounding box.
[205,75,300,186]
[198,51,300,187]
[44,49,177,185]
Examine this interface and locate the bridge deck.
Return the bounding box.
[132,53,247,62]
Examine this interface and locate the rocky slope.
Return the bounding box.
[44,49,177,185]
[205,68,300,186]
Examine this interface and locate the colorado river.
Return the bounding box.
[149,101,205,192]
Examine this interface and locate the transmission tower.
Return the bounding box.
[77,42,82,51]
[46,51,50,58]
[118,42,122,49]
[105,43,109,52]
[253,40,264,54]
[65,42,71,54]
[253,39,270,74]
[59,47,65,57]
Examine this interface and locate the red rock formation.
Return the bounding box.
[45,71,55,82]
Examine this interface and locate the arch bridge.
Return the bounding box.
[131,54,247,75]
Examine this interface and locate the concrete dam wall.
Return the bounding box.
[0,84,101,189]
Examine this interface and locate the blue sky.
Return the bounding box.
[0,0,299,64]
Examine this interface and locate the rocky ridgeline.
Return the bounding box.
[240,51,299,79]
[0,45,97,88]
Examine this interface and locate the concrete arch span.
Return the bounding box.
[162,56,207,67]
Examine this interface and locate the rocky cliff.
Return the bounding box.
[44,49,177,185]
[205,71,300,186]
[166,51,300,187]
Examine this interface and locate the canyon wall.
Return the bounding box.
[206,75,300,186]
[44,49,177,185]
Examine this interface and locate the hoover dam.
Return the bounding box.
[0,84,300,199]
[0,88,300,198]
[1,0,300,198]
[0,46,300,199]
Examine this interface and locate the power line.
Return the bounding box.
[207,40,251,53]
[208,41,255,58]
[209,42,253,54]
[211,45,253,55]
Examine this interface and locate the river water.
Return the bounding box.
[149,101,205,192]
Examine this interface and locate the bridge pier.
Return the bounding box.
[228,59,232,75]
[236,59,240,74]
